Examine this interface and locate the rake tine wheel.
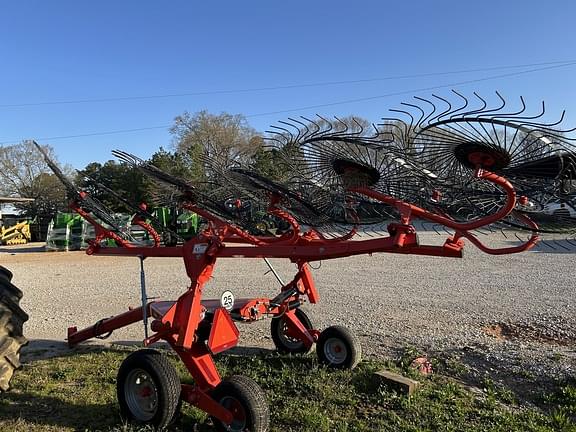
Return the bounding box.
[34,142,138,243]
[264,116,442,230]
[112,150,241,225]
[384,92,576,236]
[83,175,184,244]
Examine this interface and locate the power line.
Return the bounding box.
[4,125,171,144]
[246,61,576,118]
[1,61,575,146]
[0,59,575,108]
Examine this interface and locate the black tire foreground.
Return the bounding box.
[316,325,362,370]
[211,375,270,432]
[117,349,181,430]
[0,265,29,392]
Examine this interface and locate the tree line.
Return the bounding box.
[0,110,295,237]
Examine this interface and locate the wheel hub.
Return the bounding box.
[323,337,348,365]
[220,396,247,431]
[278,321,304,350]
[453,142,511,170]
[125,369,158,421]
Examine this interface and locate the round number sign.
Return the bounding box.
[220,290,235,311]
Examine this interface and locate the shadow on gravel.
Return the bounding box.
[435,342,576,411]
[0,244,46,254]
[20,339,143,364]
[21,338,278,363]
[531,239,576,253]
[458,348,560,403]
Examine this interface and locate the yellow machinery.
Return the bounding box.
[0,197,34,246]
[0,220,31,245]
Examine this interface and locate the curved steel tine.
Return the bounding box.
[447,89,470,120]
[459,91,488,117]
[34,141,79,198]
[490,96,534,121]
[514,232,526,243]
[371,122,392,142]
[288,117,311,142]
[389,108,415,130]
[516,109,567,130]
[389,109,416,147]
[431,93,453,123]
[378,117,410,146]
[400,102,426,128]
[413,96,437,128]
[262,132,287,148]
[301,115,323,140]
[468,90,507,119]
[351,116,366,137]
[332,116,350,136]
[315,114,334,137]
[278,119,304,144]
[486,91,510,117]
[269,124,295,143]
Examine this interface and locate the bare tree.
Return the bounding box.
[170,111,261,168]
[0,140,69,237]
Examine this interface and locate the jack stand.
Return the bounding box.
[138,255,149,340]
[263,257,284,286]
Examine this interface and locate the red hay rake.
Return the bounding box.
[35,92,576,432]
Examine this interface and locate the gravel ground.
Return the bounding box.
[1,232,575,401]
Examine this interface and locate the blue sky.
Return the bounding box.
[1,1,575,168]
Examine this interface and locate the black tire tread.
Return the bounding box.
[0,266,28,392]
[117,349,181,430]
[211,375,270,432]
[316,325,362,370]
[270,308,314,354]
[0,266,13,282]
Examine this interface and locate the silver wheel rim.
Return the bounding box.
[323,337,348,365]
[219,396,246,431]
[124,368,158,421]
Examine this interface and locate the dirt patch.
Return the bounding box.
[482,322,576,346]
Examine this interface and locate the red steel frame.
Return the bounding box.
[66,167,539,424]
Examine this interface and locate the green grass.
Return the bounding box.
[0,346,574,432]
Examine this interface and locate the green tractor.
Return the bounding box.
[154,207,199,246]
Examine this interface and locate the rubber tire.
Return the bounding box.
[0,265,28,392]
[117,349,181,430]
[270,308,314,354]
[211,375,270,432]
[163,232,178,247]
[0,266,13,281]
[316,325,361,370]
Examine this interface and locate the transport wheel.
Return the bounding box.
[211,375,270,432]
[117,349,181,430]
[270,308,313,354]
[316,325,361,370]
[0,265,28,392]
[163,232,178,247]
